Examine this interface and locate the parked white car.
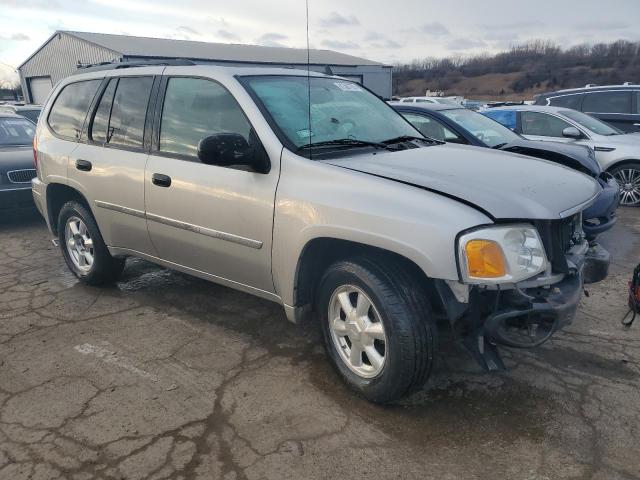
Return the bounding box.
[484,105,640,205]
[398,96,460,106]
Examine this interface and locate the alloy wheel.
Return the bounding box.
[613,167,640,206]
[64,216,95,272]
[328,285,387,378]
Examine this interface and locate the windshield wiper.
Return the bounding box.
[491,142,508,149]
[297,138,394,151]
[382,135,444,145]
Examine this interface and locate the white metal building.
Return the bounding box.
[18,31,393,104]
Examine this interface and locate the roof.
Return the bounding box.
[485,105,569,113]
[538,84,640,97]
[389,102,458,112]
[61,31,385,67]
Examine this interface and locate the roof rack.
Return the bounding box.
[73,58,196,74]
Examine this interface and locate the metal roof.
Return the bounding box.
[60,31,385,67]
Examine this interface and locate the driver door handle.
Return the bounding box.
[152,173,171,187]
[75,159,92,171]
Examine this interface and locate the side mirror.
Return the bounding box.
[562,127,582,139]
[197,133,269,173]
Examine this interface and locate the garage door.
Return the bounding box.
[28,76,53,104]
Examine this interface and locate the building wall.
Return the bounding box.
[18,32,120,103]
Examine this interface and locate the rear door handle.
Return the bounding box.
[75,159,92,172]
[152,173,171,187]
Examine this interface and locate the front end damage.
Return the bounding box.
[436,213,610,371]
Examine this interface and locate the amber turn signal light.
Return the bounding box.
[465,240,506,278]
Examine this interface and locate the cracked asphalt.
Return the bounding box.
[0,208,639,480]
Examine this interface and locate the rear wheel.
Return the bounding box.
[610,162,640,206]
[317,257,437,403]
[58,201,125,285]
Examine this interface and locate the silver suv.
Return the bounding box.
[32,62,609,403]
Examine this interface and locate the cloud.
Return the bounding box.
[576,21,630,31]
[363,31,401,49]
[416,22,450,37]
[256,32,288,47]
[217,29,240,41]
[176,26,198,35]
[318,12,359,27]
[0,64,19,89]
[0,33,31,42]
[446,37,487,51]
[321,39,359,50]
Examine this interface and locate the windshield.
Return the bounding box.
[440,108,520,148]
[560,110,622,136]
[0,117,35,146]
[20,110,40,124]
[243,76,420,150]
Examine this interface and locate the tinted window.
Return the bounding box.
[583,91,631,114]
[0,117,35,146]
[402,112,464,143]
[160,77,252,158]
[106,77,153,148]
[483,110,517,130]
[20,110,40,123]
[89,79,117,143]
[548,94,583,109]
[48,80,101,139]
[521,111,573,137]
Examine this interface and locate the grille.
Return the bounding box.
[536,213,583,274]
[7,169,36,184]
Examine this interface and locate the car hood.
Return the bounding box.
[0,146,34,172]
[500,139,601,176]
[323,144,600,220]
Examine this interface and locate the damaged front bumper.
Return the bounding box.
[437,242,610,371]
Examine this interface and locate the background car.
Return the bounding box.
[483,105,640,206]
[534,83,640,133]
[396,96,461,106]
[0,104,42,124]
[392,102,619,238]
[0,113,37,216]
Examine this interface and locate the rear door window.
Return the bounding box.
[106,77,154,149]
[583,91,632,114]
[548,94,583,110]
[48,80,101,139]
[520,111,573,137]
[89,79,117,143]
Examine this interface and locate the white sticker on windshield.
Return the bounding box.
[334,82,363,92]
[296,129,314,139]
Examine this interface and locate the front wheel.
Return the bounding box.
[317,257,437,403]
[58,201,125,285]
[610,162,640,206]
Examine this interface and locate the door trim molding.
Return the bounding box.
[145,212,263,249]
[95,200,146,218]
[95,201,264,249]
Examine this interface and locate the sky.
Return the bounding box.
[1,0,639,82]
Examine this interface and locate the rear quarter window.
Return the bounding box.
[583,91,632,114]
[48,80,101,139]
[548,94,583,110]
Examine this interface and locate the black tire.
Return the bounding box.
[57,201,125,285]
[609,161,640,207]
[317,256,437,403]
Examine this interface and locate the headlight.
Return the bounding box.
[458,224,548,284]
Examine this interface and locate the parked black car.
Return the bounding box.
[0,104,42,124]
[0,114,37,215]
[391,102,620,239]
[534,84,640,133]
